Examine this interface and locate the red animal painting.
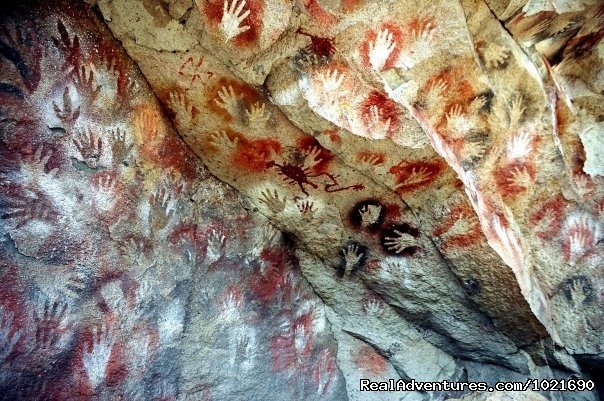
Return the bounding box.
[297,29,336,59]
[268,141,363,195]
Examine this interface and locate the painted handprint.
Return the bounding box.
[168,91,197,129]
[110,128,133,166]
[568,280,588,308]
[357,152,385,169]
[533,207,556,236]
[211,130,239,152]
[294,323,308,354]
[312,349,336,396]
[72,129,103,169]
[338,242,365,277]
[232,327,255,371]
[53,87,80,125]
[246,102,270,130]
[0,24,40,96]
[0,307,21,364]
[482,43,510,68]
[564,214,599,262]
[423,78,447,113]
[214,85,241,117]
[318,69,345,92]
[259,188,287,214]
[563,276,594,309]
[358,204,382,228]
[71,64,101,100]
[51,20,80,69]
[361,297,384,317]
[572,174,593,199]
[365,105,392,139]
[206,228,226,265]
[399,20,435,69]
[368,28,396,71]
[149,187,174,233]
[33,300,70,353]
[221,290,242,322]
[507,130,533,159]
[302,146,323,170]
[1,191,55,229]
[384,230,417,253]
[463,140,487,160]
[61,265,90,299]
[509,95,525,130]
[446,104,476,138]
[82,322,115,389]
[396,167,431,189]
[297,199,315,220]
[506,166,534,190]
[382,223,421,257]
[18,145,59,184]
[220,0,251,41]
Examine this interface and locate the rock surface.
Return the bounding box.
[0,0,602,400]
[451,391,548,401]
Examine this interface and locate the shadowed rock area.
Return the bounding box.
[0,0,602,400]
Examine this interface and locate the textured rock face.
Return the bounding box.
[0,2,346,399]
[451,391,548,401]
[0,0,602,400]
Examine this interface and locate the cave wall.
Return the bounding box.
[0,0,602,400]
